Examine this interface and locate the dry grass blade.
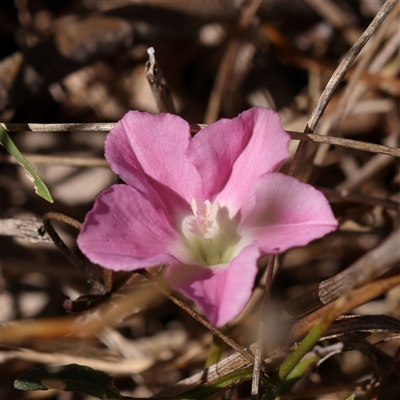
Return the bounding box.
[288,132,400,157]
[289,0,398,177]
[323,315,400,340]
[0,274,165,343]
[156,346,256,398]
[145,47,176,114]
[1,218,52,243]
[1,122,116,132]
[1,347,152,375]
[286,226,400,317]
[336,153,396,191]
[251,256,276,400]
[311,3,400,177]
[2,123,398,157]
[1,316,79,343]
[288,274,400,343]
[306,0,398,133]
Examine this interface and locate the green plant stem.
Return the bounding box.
[276,356,320,399]
[205,333,226,368]
[278,324,322,383]
[265,300,340,400]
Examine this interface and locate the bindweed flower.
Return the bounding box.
[78,107,337,327]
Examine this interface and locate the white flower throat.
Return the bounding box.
[180,198,241,267]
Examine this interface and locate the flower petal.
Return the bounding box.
[77,184,179,271]
[241,173,338,254]
[187,109,253,201]
[165,244,260,327]
[105,111,202,218]
[188,107,289,213]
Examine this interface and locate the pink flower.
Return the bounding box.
[78,107,337,327]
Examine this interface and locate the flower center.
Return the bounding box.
[178,198,242,267]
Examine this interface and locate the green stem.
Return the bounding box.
[205,331,226,367]
[264,324,323,400]
[265,301,339,399]
[278,324,322,383]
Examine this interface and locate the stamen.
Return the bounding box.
[191,198,198,216]
[179,198,241,267]
[187,198,220,239]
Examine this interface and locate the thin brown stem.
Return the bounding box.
[145,47,176,114]
[287,131,400,157]
[289,0,398,177]
[3,124,398,157]
[138,269,257,366]
[251,256,276,400]
[42,212,105,295]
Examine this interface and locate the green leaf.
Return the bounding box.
[14,364,124,399]
[277,356,319,397]
[277,324,323,384]
[264,303,339,400]
[14,363,262,400]
[345,395,355,400]
[0,126,53,203]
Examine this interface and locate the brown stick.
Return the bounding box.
[138,269,258,367]
[42,212,105,295]
[288,0,398,178]
[145,47,176,114]
[288,274,400,343]
[3,123,399,157]
[285,227,400,317]
[1,218,52,243]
